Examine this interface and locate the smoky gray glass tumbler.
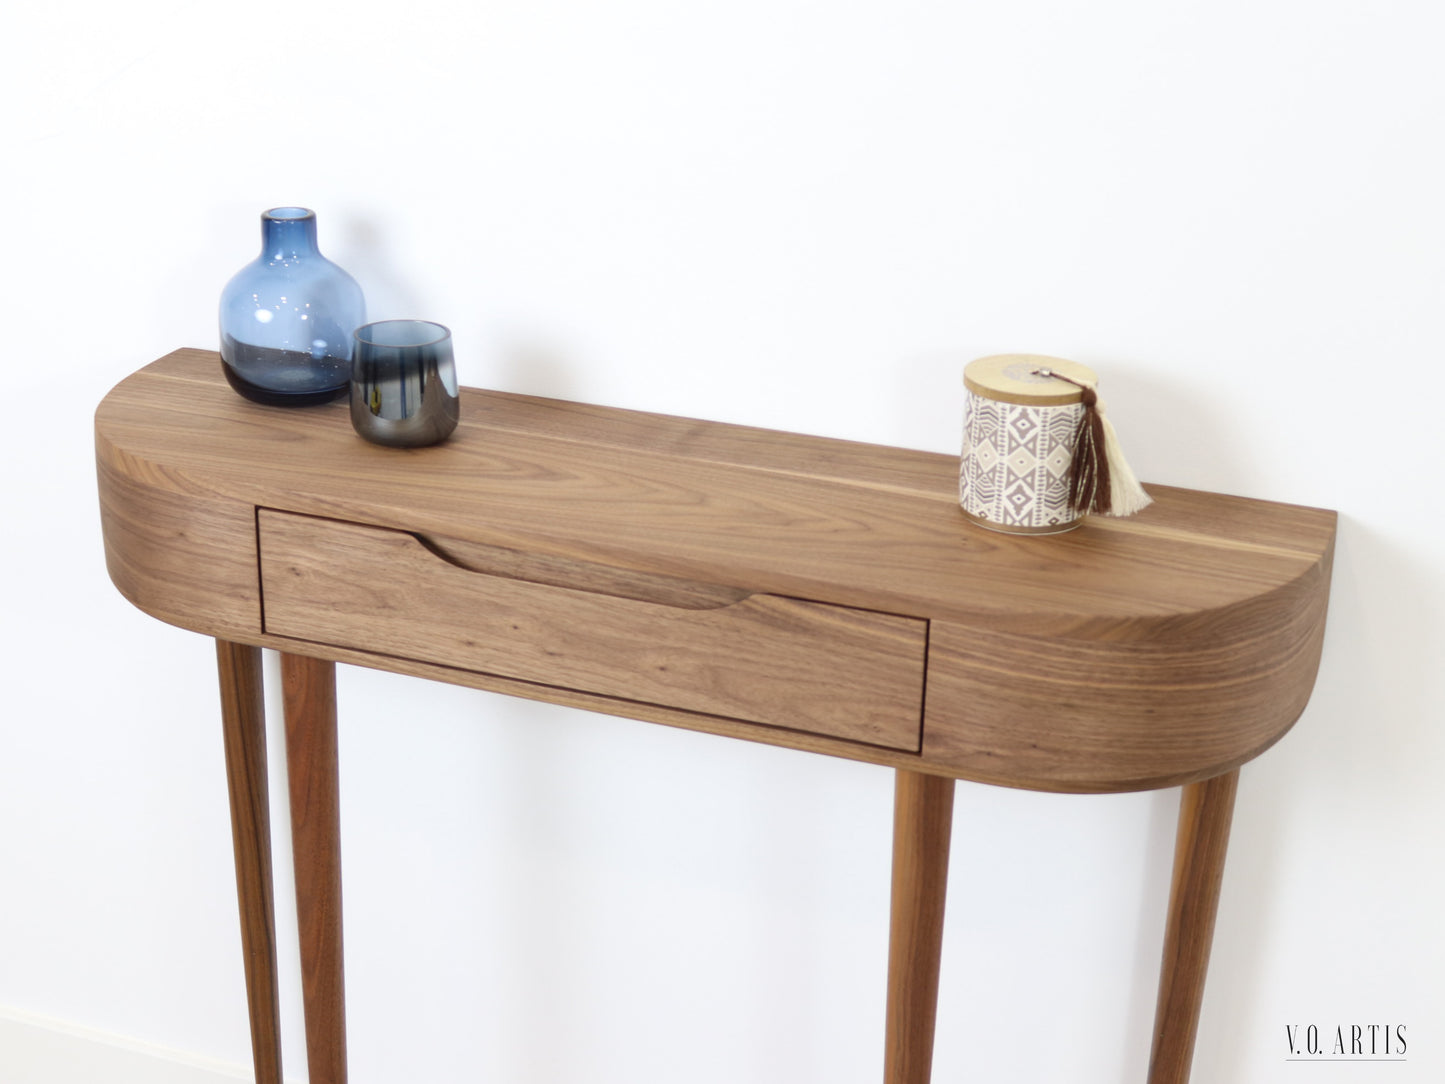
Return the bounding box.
[350,320,460,447]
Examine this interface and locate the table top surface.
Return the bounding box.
[97,349,1335,637]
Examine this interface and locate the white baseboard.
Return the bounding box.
[0,1006,287,1084]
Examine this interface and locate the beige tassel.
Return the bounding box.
[1098,406,1152,516]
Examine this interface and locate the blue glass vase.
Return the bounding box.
[219,207,365,406]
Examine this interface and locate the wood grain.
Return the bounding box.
[1148,769,1239,1084]
[215,640,281,1084]
[97,455,261,640]
[259,509,928,752]
[922,555,1332,791]
[282,653,347,1084]
[884,770,955,1084]
[252,634,944,774]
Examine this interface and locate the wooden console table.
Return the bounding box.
[95,349,1335,1084]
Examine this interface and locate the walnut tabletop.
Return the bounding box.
[95,349,1336,1084]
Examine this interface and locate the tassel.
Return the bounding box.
[1099,408,1152,516]
[1068,384,1112,515]
[1036,368,1153,518]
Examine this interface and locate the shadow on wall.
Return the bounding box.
[494,340,582,401]
[1095,362,1258,496]
[333,213,429,325]
[337,210,589,402]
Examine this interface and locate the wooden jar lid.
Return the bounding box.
[963,354,1098,407]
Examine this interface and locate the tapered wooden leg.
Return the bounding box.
[282,652,348,1084]
[884,769,956,1084]
[216,640,283,1084]
[1148,769,1240,1084]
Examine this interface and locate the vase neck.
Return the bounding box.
[261,207,320,260]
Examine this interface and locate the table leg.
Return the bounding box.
[282,652,348,1084]
[884,769,956,1084]
[216,640,283,1084]
[1147,768,1240,1084]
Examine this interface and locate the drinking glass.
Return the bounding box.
[350,320,459,447]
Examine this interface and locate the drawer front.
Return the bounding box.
[258,510,926,751]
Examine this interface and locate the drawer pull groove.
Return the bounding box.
[415,533,752,611]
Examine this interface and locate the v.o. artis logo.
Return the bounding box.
[1285,1023,1406,1062]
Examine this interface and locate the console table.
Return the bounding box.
[95,349,1336,1084]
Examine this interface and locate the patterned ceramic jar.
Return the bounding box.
[959,354,1098,534]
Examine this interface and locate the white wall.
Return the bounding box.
[2,2,1440,1081]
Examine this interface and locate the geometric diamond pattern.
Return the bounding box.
[1006,446,1038,477]
[1045,442,1072,478]
[960,394,1083,531]
[975,440,1000,473]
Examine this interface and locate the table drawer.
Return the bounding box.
[258,510,926,751]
